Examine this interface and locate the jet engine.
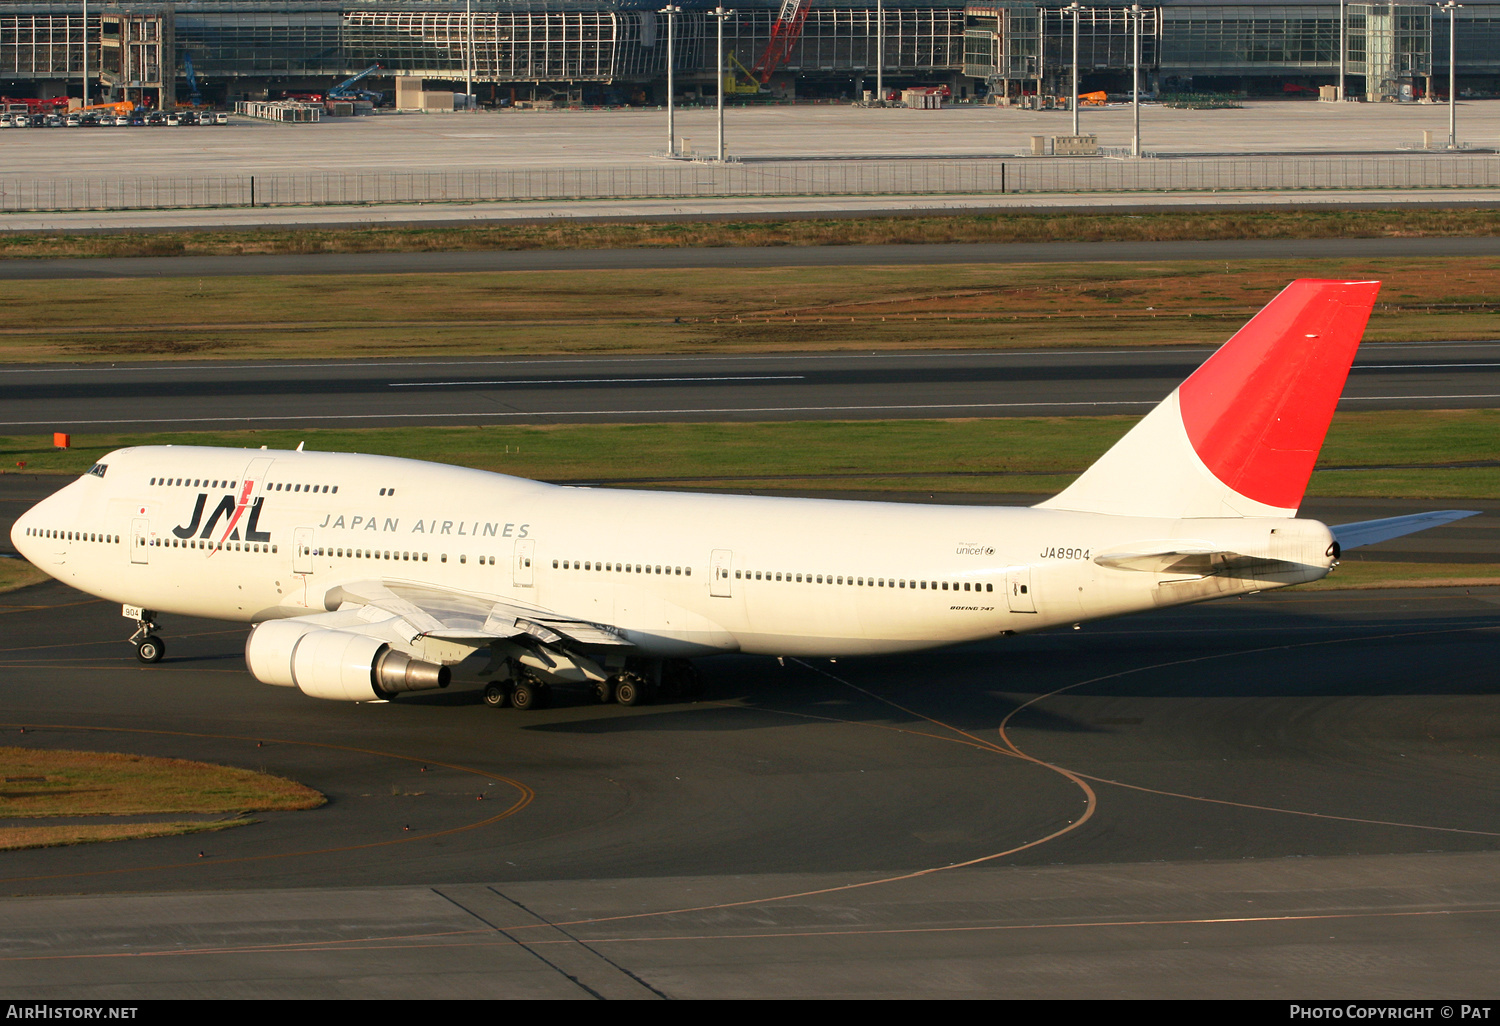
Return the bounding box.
[245,619,449,702]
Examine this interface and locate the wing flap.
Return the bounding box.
[323,580,632,648]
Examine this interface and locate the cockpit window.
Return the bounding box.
[85,463,107,479]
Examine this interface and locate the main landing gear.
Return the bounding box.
[482,658,703,711]
[595,658,703,708]
[126,607,165,664]
[482,672,554,711]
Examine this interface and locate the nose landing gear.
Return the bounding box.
[125,605,164,664]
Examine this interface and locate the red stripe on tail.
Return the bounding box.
[1177,279,1380,511]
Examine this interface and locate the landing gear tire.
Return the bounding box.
[510,678,550,711]
[614,675,651,707]
[135,636,165,664]
[591,679,614,705]
[482,681,508,708]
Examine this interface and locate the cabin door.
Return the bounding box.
[1007,566,1036,613]
[514,540,535,587]
[131,518,150,565]
[710,549,733,598]
[293,527,314,574]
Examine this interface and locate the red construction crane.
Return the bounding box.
[751,0,812,84]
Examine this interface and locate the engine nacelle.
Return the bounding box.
[245,621,450,702]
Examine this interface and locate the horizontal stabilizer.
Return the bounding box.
[1331,510,1480,550]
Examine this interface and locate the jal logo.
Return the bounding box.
[173,483,271,546]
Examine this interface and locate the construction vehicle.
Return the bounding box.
[751,0,811,84]
[724,53,763,95]
[1079,90,1109,106]
[1,96,69,113]
[182,52,204,107]
[329,64,383,105]
[80,100,135,115]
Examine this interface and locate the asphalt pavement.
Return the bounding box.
[1,341,1496,431]
[0,564,1494,997]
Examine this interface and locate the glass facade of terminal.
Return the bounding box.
[0,0,1491,98]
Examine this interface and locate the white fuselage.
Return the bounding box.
[12,445,1337,658]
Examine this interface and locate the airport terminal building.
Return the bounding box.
[0,0,1496,107]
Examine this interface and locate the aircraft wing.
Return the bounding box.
[1331,510,1480,550]
[320,580,632,648]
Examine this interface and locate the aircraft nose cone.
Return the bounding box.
[10,503,37,563]
[10,487,64,566]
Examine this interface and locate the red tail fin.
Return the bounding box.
[1038,280,1380,520]
[1178,279,1379,511]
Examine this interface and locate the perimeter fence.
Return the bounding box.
[1,156,1497,212]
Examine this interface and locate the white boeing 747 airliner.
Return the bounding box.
[10,280,1478,708]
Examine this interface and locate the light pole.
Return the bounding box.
[1440,1,1461,148]
[662,4,680,155]
[1130,3,1141,156]
[1338,0,1345,100]
[713,6,732,162]
[1066,1,1082,135]
[465,0,474,105]
[876,0,884,104]
[79,0,87,108]
[81,0,88,108]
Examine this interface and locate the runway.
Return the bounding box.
[4,340,1500,431]
[0,477,1496,997]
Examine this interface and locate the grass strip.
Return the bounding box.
[0,560,48,593]
[0,747,325,818]
[0,820,248,852]
[5,410,1496,498]
[1301,561,1500,589]
[2,209,1499,260]
[0,257,1495,362]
